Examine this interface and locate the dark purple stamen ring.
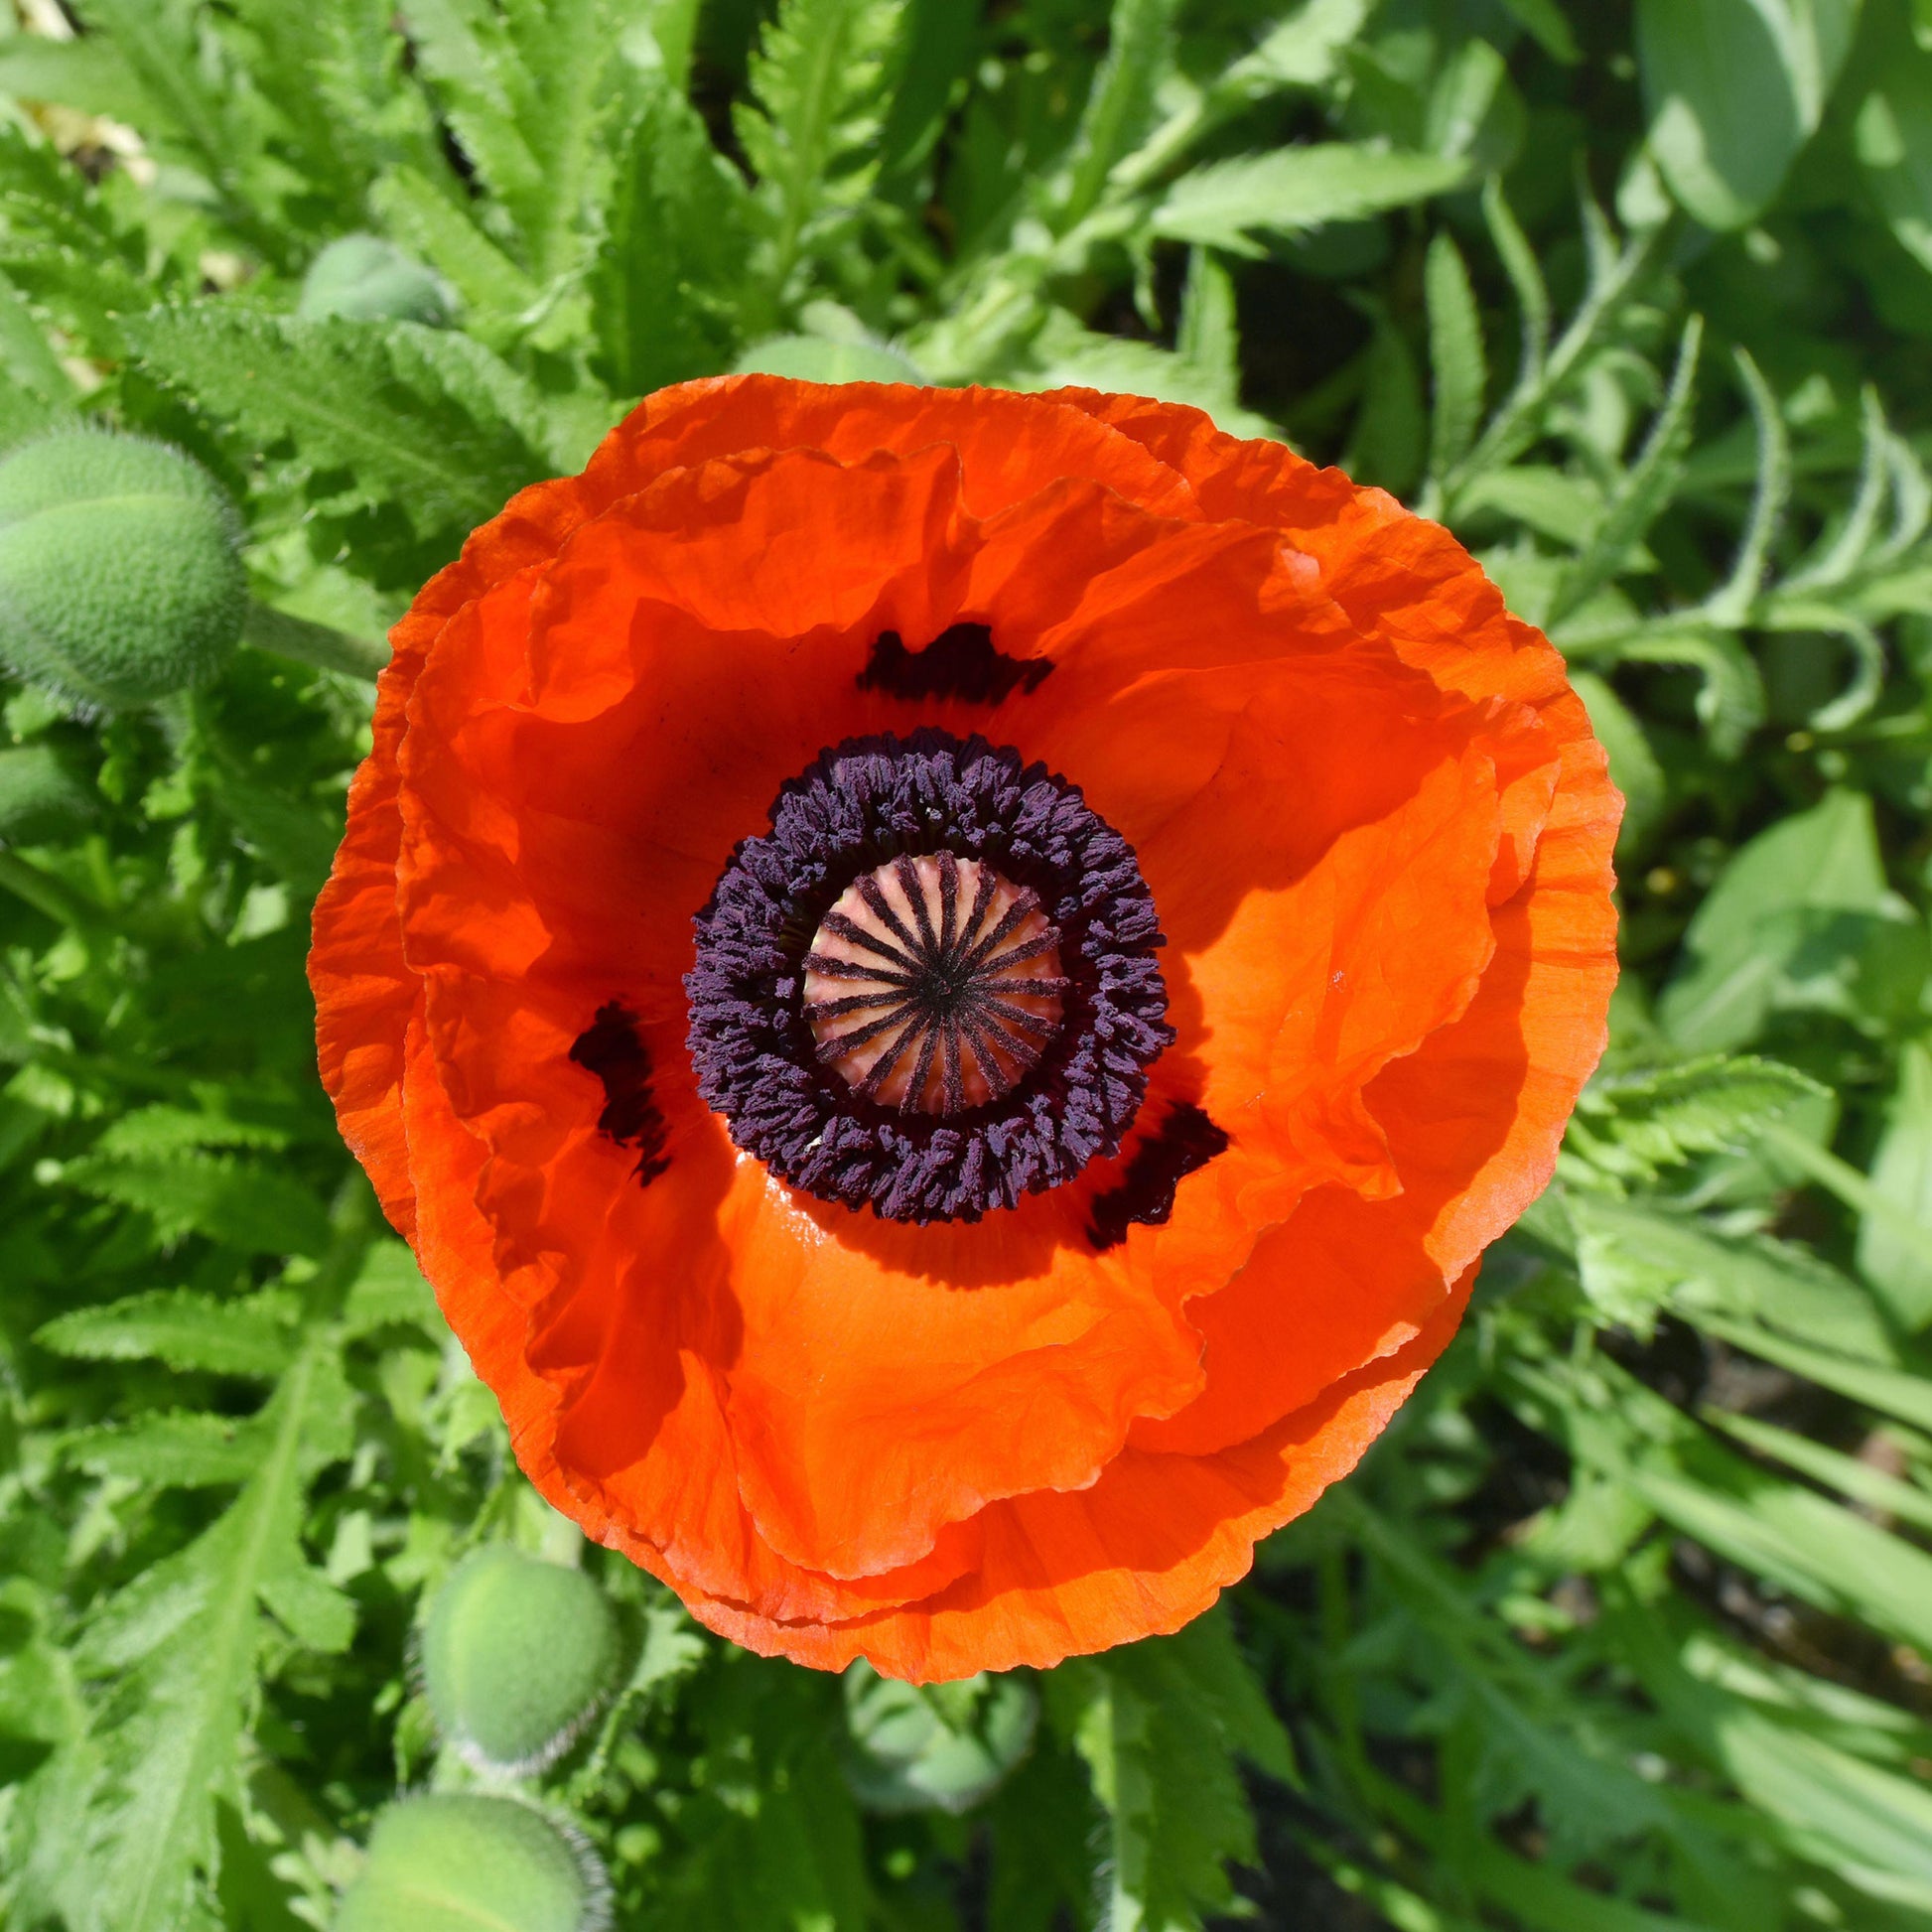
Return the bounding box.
[684,729,1174,1224]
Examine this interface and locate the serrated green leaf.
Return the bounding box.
[590,74,754,393]
[343,1238,443,1339]
[1425,229,1486,483]
[1153,144,1470,254]
[58,1413,264,1489]
[57,1152,332,1257]
[1057,1609,1291,1932]
[736,0,911,300]
[124,307,552,539]
[1549,316,1702,625]
[93,1106,291,1162]
[368,164,541,318]
[1564,1193,1894,1359]
[1057,0,1180,229]
[42,1331,357,1932]
[36,1289,300,1378]
[1569,1052,1827,1190]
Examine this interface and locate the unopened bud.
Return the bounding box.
[300,235,452,326]
[336,1794,608,1932]
[0,430,244,708]
[421,1545,623,1773]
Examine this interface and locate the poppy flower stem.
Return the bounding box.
[242,600,390,682]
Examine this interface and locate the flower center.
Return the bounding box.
[684,728,1174,1224]
[804,852,1067,1115]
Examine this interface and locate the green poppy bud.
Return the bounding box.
[0,430,245,709]
[300,235,452,326]
[0,743,94,845]
[841,1664,1037,1815]
[336,1794,608,1932]
[421,1545,623,1773]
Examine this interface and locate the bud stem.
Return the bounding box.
[242,601,390,682]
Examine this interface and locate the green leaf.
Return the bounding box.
[42,1331,357,1932]
[1055,1609,1292,1932]
[1658,788,1911,1049]
[1567,1052,1828,1191]
[735,333,924,383]
[92,1106,290,1162]
[1057,0,1180,229]
[0,37,149,126]
[368,164,541,319]
[36,1289,300,1378]
[1638,0,1857,229]
[58,1413,264,1490]
[735,0,912,300]
[590,73,754,393]
[342,1238,444,1339]
[1173,246,1242,415]
[400,0,627,280]
[1425,229,1487,484]
[1549,316,1702,626]
[1856,40,1932,277]
[1152,145,1469,255]
[1496,0,1583,63]
[1699,348,1791,625]
[1564,1194,1895,1359]
[124,307,553,540]
[1344,299,1427,497]
[57,1152,333,1257]
[69,0,261,235]
[1858,1041,1932,1330]
[1569,671,1664,853]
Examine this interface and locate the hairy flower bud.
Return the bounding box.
[336,1794,608,1932]
[0,431,245,708]
[421,1545,623,1772]
[841,1663,1037,1815]
[300,235,452,326]
[0,743,94,845]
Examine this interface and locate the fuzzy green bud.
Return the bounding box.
[841,1664,1037,1815]
[300,235,452,326]
[0,743,94,844]
[336,1794,607,1932]
[0,431,245,708]
[422,1546,623,1772]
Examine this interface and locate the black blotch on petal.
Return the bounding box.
[570,1002,670,1186]
[1088,1103,1230,1252]
[857,623,1052,706]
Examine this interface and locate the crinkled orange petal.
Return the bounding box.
[674,1272,1473,1682]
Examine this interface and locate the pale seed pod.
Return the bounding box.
[0,430,245,709]
[420,1545,623,1774]
[335,1793,609,1932]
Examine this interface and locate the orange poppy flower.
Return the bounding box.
[310,378,1619,1682]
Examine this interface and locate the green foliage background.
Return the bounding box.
[0,0,1929,1926]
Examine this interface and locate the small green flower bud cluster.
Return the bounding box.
[0,430,245,709]
[335,1794,608,1932]
[841,1663,1037,1816]
[420,1544,624,1774]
